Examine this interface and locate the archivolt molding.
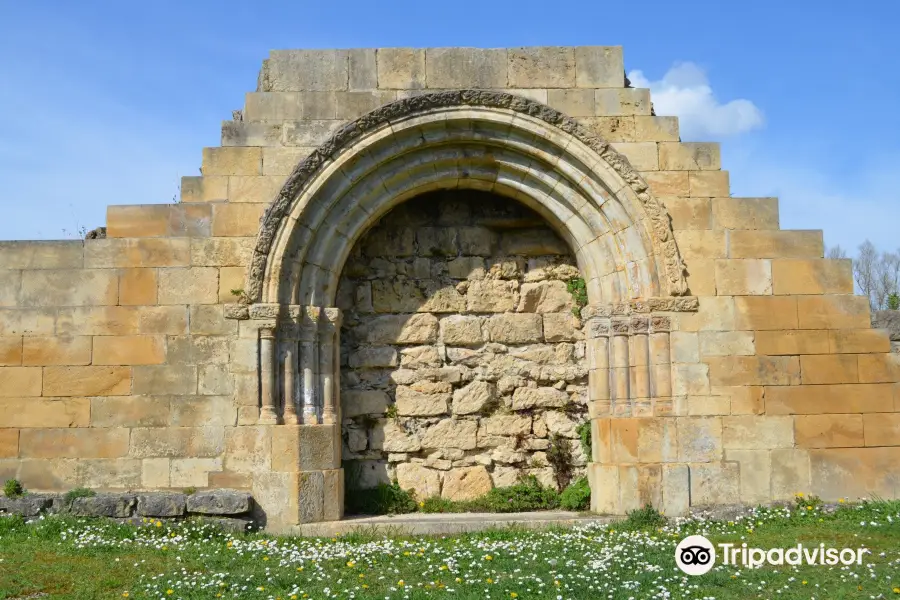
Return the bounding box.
[246,90,688,303]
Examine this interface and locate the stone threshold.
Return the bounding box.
[278,511,618,537]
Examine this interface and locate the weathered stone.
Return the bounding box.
[396,463,441,499]
[349,346,398,368]
[467,280,518,313]
[343,390,390,417]
[395,386,450,416]
[517,281,572,312]
[70,494,135,518]
[441,466,493,501]
[137,493,186,517]
[486,314,543,344]
[363,314,439,344]
[186,490,252,515]
[421,419,477,450]
[544,411,579,438]
[452,380,496,415]
[511,387,568,410]
[0,495,52,516]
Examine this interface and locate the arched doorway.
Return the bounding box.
[241,91,692,520]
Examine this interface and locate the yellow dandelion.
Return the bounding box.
[839,498,845,503]
[155,521,162,528]
[511,593,518,598]
[455,577,462,583]
[297,566,304,571]
[802,581,808,585]
[346,560,355,567]
[331,537,337,542]
[858,585,863,591]
[485,555,493,561]
[796,492,804,497]
[361,584,368,589]
[122,593,129,598]
[398,580,405,587]
[166,591,174,596]
[263,556,269,561]
[440,565,448,570]
[892,587,900,594]
[486,577,494,584]
[419,501,425,507]
[161,545,167,550]
[358,573,365,578]
[806,505,813,510]
[555,580,561,587]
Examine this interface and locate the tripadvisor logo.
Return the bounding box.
[675,535,868,576]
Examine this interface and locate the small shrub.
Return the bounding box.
[419,496,463,514]
[385,404,399,420]
[566,277,588,317]
[888,293,900,310]
[229,288,244,297]
[576,421,592,457]
[793,492,823,511]
[622,503,666,529]
[344,482,417,515]
[183,487,197,496]
[63,487,95,504]
[559,477,591,511]
[471,475,560,513]
[546,433,574,490]
[3,479,24,498]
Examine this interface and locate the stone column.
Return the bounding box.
[320,308,342,425]
[281,338,300,424]
[610,318,631,415]
[629,316,651,417]
[649,315,672,416]
[586,316,611,418]
[258,327,279,425]
[299,307,320,424]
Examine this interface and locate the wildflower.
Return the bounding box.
[398,580,405,587]
[485,555,493,560]
[806,505,812,510]
[892,587,900,594]
[122,594,129,598]
[155,521,162,528]
[796,492,804,497]
[802,581,808,585]
[166,591,174,596]
[456,578,462,583]
[511,593,518,598]
[839,498,845,503]
[346,560,355,567]
[361,584,368,589]
[487,578,494,584]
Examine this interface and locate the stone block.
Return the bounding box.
[298,470,325,523]
[772,259,853,295]
[272,425,340,472]
[20,269,118,307]
[130,426,224,458]
[180,175,228,203]
[707,355,800,386]
[658,142,721,171]
[595,88,650,116]
[91,396,170,428]
[421,419,477,450]
[118,268,158,306]
[0,398,89,428]
[442,465,492,501]
[170,457,222,487]
[342,390,390,418]
[362,314,439,344]
[698,331,754,357]
[770,448,810,500]
[93,335,165,365]
[396,462,441,499]
[0,271,20,307]
[511,386,568,410]
[202,147,262,176]
[486,313,542,344]
[673,230,726,259]
[689,171,730,197]
[227,175,284,205]
[0,429,18,457]
[348,346,398,369]
[186,490,252,515]
[349,48,377,90]
[70,494,135,518]
[21,336,91,366]
[20,428,129,459]
[670,331,699,363]
[133,365,197,395]
[452,380,495,415]
[84,239,190,269]
[457,228,496,255]
[43,366,130,396]
[863,413,900,446]
[543,313,582,342]
[634,116,679,142]
[244,92,304,121]
[800,354,858,384]
[858,353,900,383]
[190,306,236,337]
[728,230,823,259]
[677,417,722,461]
[499,228,570,256]
[689,462,739,506]
[547,89,595,116]
[136,493,186,517]
[671,363,710,396]
[396,386,450,416]
[425,47,507,88]
[141,458,170,487]
[0,495,52,516]
[0,336,21,366]
[262,147,312,175]
[612,142,658,171]
[734,296,798,330]
[77,458,142,488]
[105,205,168,238]
[797,295,871,330]
[335,90,397,119]
[724,448,772,505]
[139,306,189,335]
[829,329,891,354]
[0,241,83,270]
[439,315,484,346]
[587,463,619,513]
[517,281,572,313]
[157,268,218,305]
[479,415,532,437]
[808,447,900,500]
[377,48,425,89]
[223,426,271,473]
[220,120,283,147]
[722,415,793,449]
[663,197,711,230]
[754,330,830,355]
[467,280,518,313]
[170,396,235,426]
[264,49,349,91]
[0,308,55,337]
[714,259,773,295]
[765,384,894,414]
[795,414,864,448]
[712,197,779,230]
[211,203,266,237]
[509,46,574,88]
[660,464,690,516]
[574,46,623,87]
[208,471,251,489]
[581,116,635,142]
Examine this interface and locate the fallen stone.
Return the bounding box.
[137,493,187,517]
[186,490,252,515]
[70,494,136,518]
[0,495,52,517]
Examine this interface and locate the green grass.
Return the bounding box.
[0,498,898,599]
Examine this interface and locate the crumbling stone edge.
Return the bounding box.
[246,89,689,303]
[0,490,257,533]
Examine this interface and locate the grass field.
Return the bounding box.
[0,496,898,599]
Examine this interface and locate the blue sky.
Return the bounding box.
[1,0,897,255]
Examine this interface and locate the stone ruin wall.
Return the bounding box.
[0,45,898,531]
[336,191,589,500]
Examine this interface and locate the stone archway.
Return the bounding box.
[239,91,696,517]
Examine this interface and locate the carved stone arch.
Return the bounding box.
[246,90,688,306]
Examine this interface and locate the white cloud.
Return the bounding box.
[628,62,764,140]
